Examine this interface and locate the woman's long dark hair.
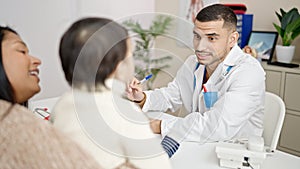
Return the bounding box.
[0,26,27,106]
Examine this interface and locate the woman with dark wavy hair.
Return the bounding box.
[0,26,102,169]
[0,26,40,106]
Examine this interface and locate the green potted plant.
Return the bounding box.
[123,15,173,89]
[273,7,300,63]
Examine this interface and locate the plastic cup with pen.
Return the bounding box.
[203,84,218,110]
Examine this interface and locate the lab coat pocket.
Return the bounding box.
[201,84,219,111]
[203,91,218,109]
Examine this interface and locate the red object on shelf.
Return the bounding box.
[223,4,247,14]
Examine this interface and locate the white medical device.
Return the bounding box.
[215,136,266,169]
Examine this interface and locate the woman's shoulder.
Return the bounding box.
[0,100,36,122]
[0,100,102,169]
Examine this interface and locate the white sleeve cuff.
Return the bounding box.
[161,116,179,138]
[141,91,152,112]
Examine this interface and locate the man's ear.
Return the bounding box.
[229,31,239,47]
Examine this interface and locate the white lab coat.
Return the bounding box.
[51,79,172,169]
[143,44,265,143]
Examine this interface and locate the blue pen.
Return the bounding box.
[139,74,153,84]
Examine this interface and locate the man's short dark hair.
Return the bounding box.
[196,4,237,30]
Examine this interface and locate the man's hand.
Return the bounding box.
[125,77,144,102]
[150,119,162,134]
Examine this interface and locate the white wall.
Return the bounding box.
[0,0,73,101]
[155,0,300,67]
[220,0,300,58]
[0,0,154,101]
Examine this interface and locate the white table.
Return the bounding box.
[170,141,300,169]
[30,102,300,168]
[146,111,300,169]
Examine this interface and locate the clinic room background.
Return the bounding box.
[0,0,299,101]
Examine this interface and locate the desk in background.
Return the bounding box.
[262,62,300,156]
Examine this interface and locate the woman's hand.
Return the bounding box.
[126,77,144,102]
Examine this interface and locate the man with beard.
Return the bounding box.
[127,4,265,158]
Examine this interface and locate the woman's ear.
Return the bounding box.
[229,31,239,47]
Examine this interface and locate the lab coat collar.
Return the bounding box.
[223,44,244,67]
[204,44,244,86]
